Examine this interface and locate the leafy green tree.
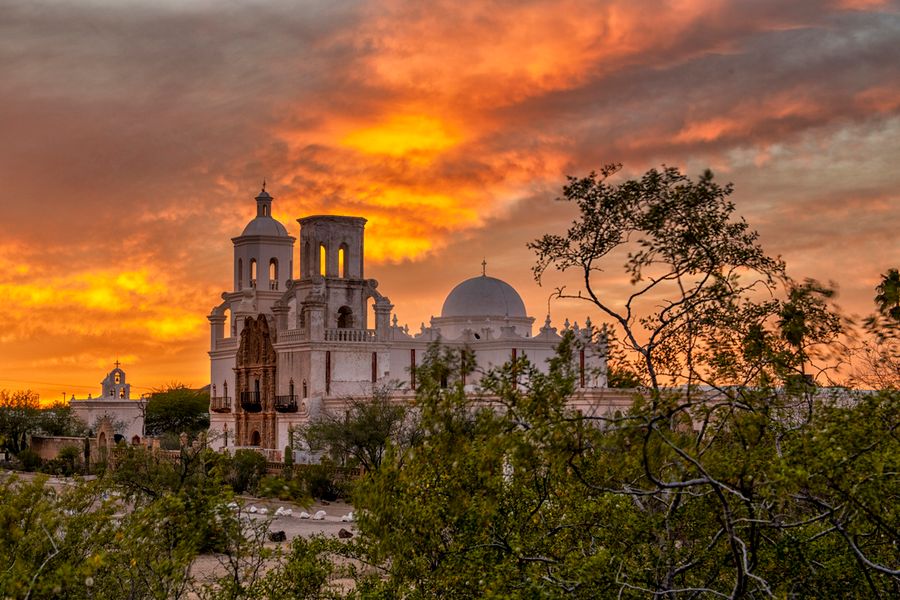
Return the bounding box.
[221,448,268,495]
[0,474,116,598]
[349,166,898,597]
[850,267,899,389]
[39,401,88,437]
[300,387,415,473]
[875,267,900,322]
[0,389,41,454]
[144,384,210,437]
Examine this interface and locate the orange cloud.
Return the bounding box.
[1,0,898,401]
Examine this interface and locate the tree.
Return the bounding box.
[299,386,415,473]
[38,401,87,437]
[0,389,41,454]
[348,166,897,597]
[875,267,900,322]
[144,384,210,437]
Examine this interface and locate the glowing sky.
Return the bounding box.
[1,0,898,401]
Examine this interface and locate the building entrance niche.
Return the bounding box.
[250,430,261,446]
[337,306,354,328]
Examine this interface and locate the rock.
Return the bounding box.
[282,508,292,516]
[248,505,258,514]
[268,530,287,542]
[340,512,354,522]
[312,510,327,520]
[338,528,353,539]
[257,507,269,515]
[299,511,311,519]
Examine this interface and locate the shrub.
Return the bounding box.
[299,463,343,501]
[17,448,42,471]
[227,449,267,494]
[257,475,308,502]
[283,445,294,480]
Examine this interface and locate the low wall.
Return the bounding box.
[29,436,88,462]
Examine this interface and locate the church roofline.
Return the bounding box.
[297,215,367,226]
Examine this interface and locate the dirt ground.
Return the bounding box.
[191,496,359,589]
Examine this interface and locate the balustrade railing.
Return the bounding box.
[274,394,298,413]
[325,328,376,342]
[210,396,232,413]
[277,328,307,343]
[240,391,262,412]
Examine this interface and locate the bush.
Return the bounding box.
[17,448,42,471]
[227,449,267,494]
[257,475,308,502]
[298,463,344,501]
[283,445,294,480]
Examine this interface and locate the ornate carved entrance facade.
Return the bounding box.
[234,315,278,448]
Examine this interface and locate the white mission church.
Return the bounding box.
[207,187,613,455]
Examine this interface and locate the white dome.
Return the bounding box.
[241,216,289,237]
[441,275,528,319]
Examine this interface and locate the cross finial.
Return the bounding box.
[114,358,121,369]
[261,178,266,192]
[481,258,487,276]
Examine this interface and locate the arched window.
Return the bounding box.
[114,372,121,384]
[262,204,268,217]
[337,306,353,329]
[223,380,228,398]
[109,389,114,397]
[250,430,261,446]
[249,259,257,287]
[119,388,125,398]
[269,258,278,290]
[338,245,347,278]
[289,379,295,398]
[302,379,308,398]
[319,244,327,276]
[238,258,243,290]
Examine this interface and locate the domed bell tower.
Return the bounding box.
[232,184,295,295]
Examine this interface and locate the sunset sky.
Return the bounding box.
[1,0,898,401]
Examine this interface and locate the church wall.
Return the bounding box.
[69,401,144,441]
[329,347,386,397]
[210,354,236,402]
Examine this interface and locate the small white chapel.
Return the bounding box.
[69,362,146,444]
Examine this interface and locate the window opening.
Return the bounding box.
[339,245,347,278]
[319,244,327,276]
[337,306,353,329]
[269,258,278,290]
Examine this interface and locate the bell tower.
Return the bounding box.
[232,184,295,293]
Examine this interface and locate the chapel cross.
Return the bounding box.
[114,359,121,369]
[481,258,487,276]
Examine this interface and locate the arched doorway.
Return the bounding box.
[250,430,261,446]
[131,435,141,445]
[337,306,353,328]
